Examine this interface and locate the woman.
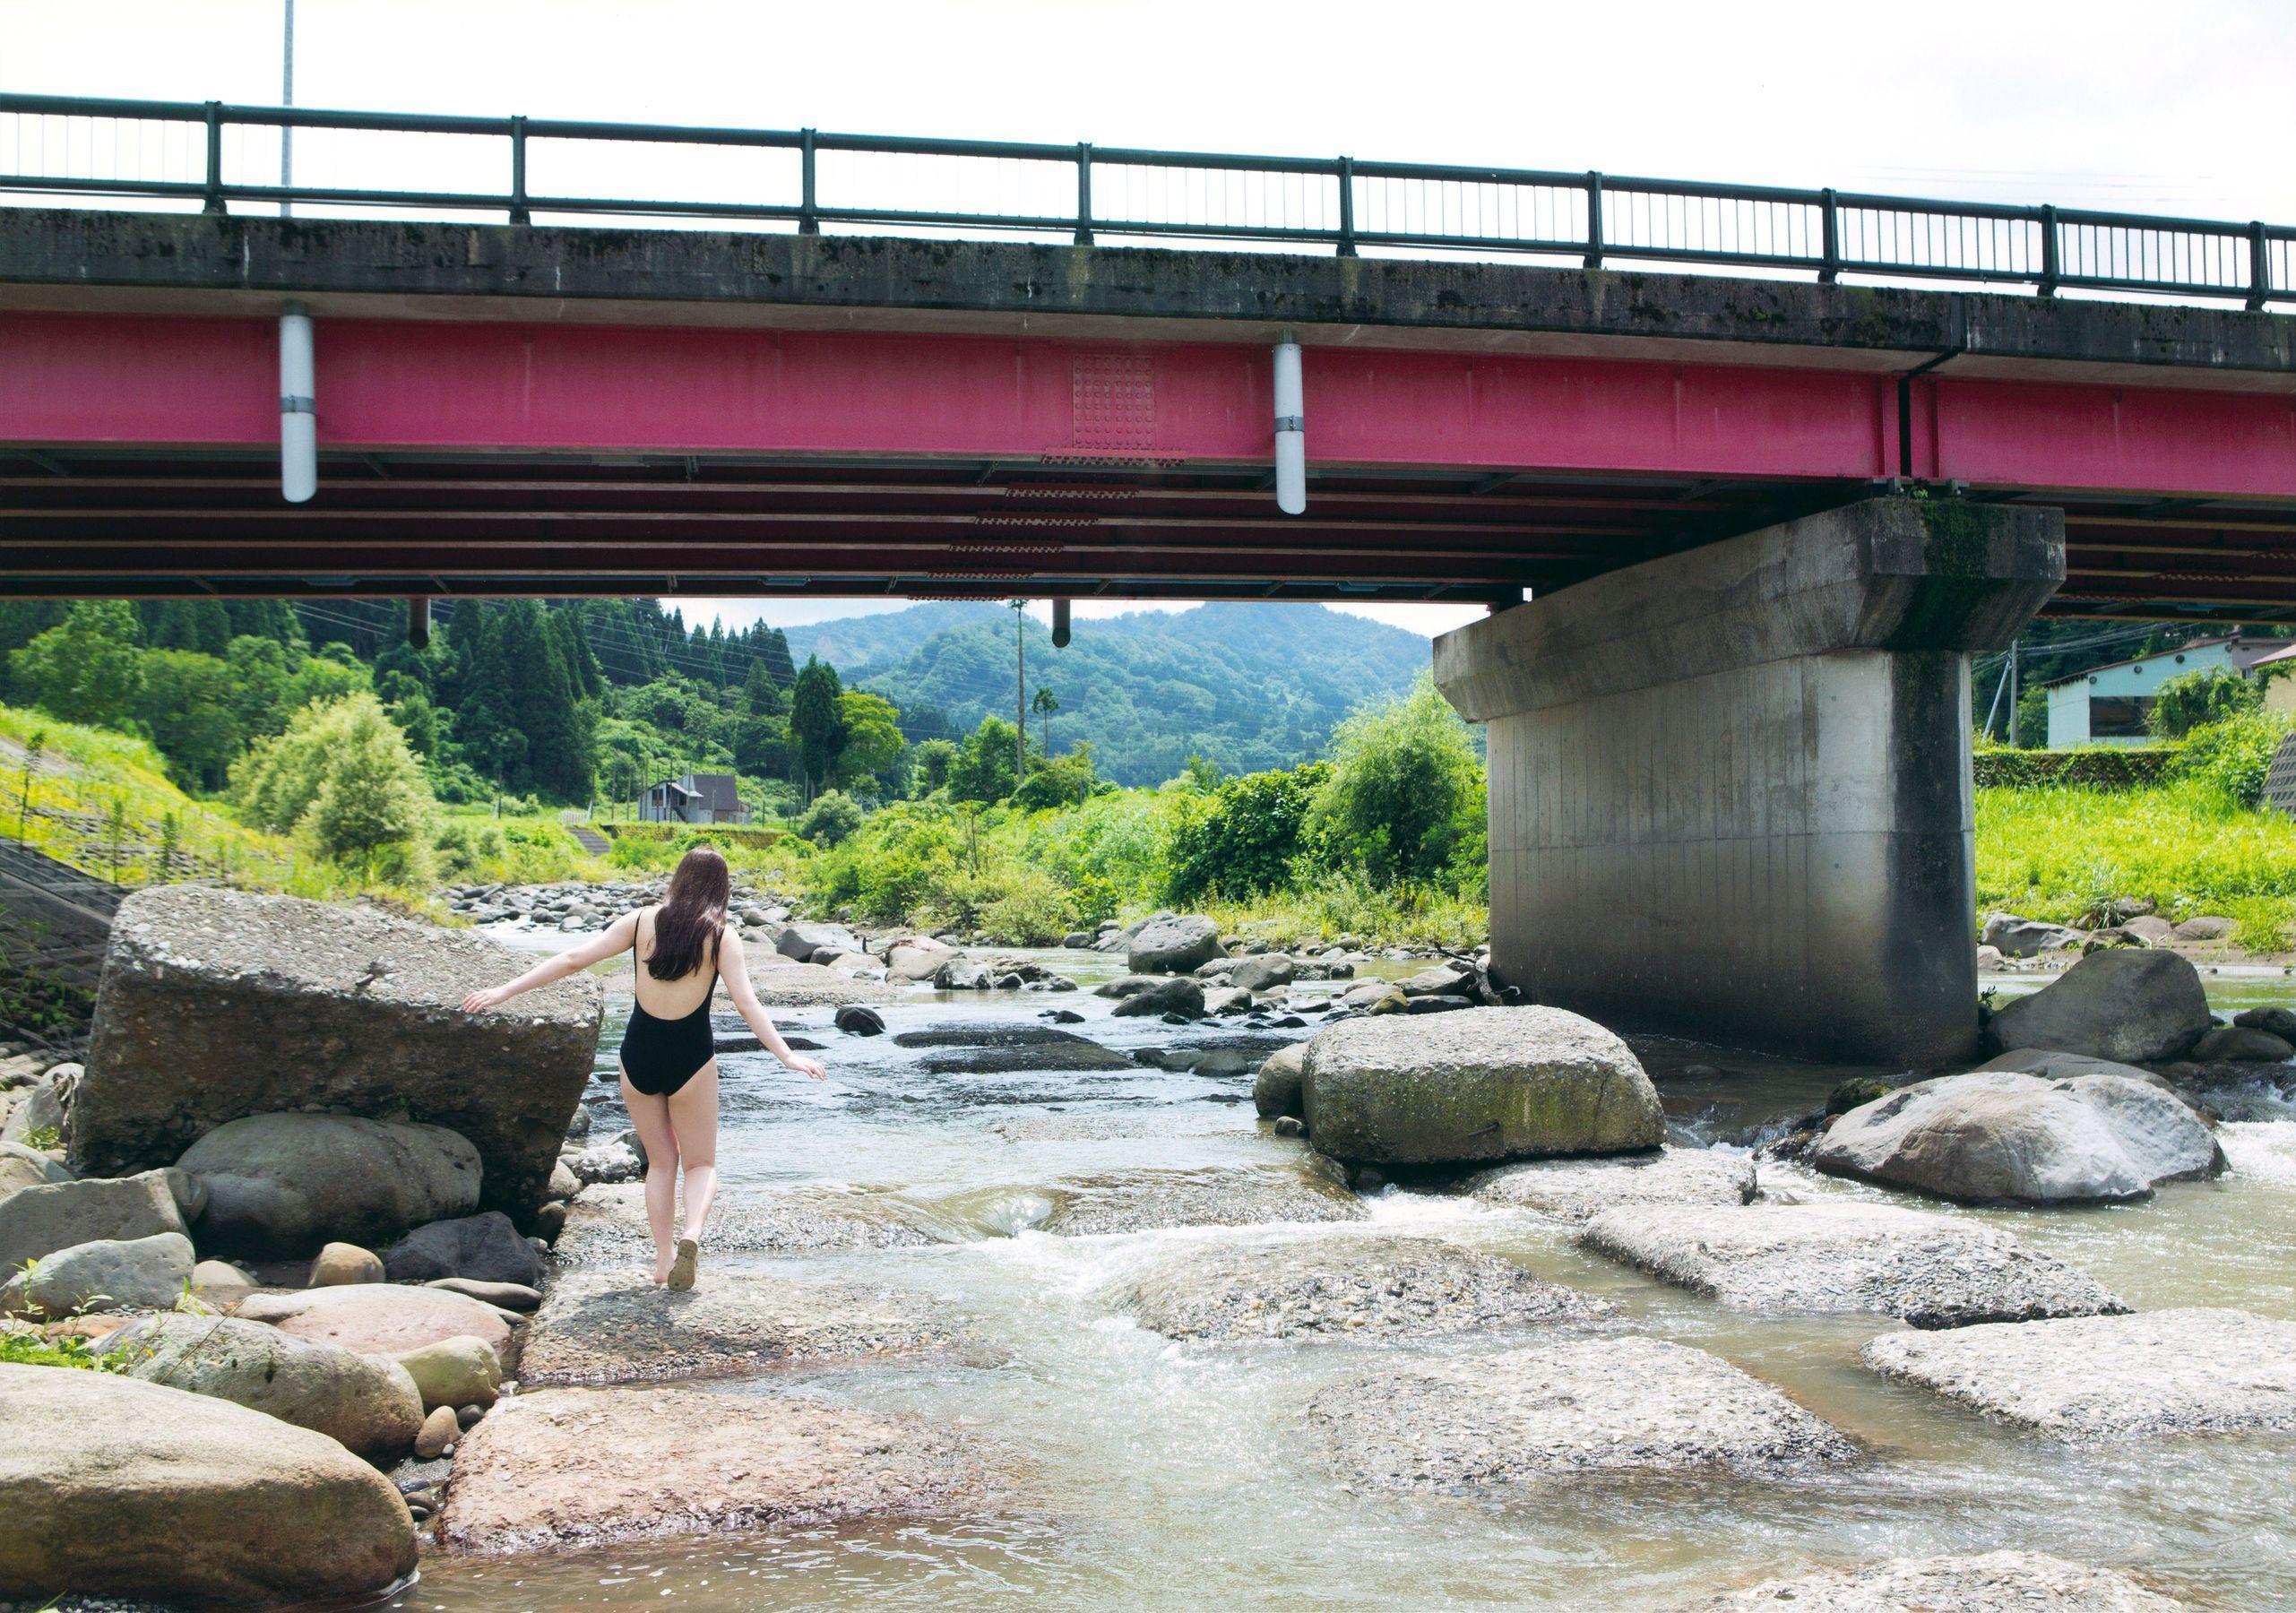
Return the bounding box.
[462,845,825,1290]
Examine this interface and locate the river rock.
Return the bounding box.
[1398,962,1475,997]
[190,1257,257,1305]
[775,921,860,963]
[567,1132,644,1185]
[1126,912,1225,974]
[1988,948,2212,1063]
[1981,912,2086,958]
[0,1063,76,1147]
[1307,1335,1857,1488]
[2233,1005,2296,1039]
[436,1385,991,1553]
[414,1402,460,1459]
[1810,1061,2224,1203]
[1230,953,1297,993]
[834,1004,887,1036]
[1301,1005,1663,1166]
[177,1112,482,1257]
[2173,914,2235,940]
[383,1210,546,1287]
[1110,977,1204,1019]
[1861,1307,2296,1439]
[519,1270,962,1385]
[1581,1203,2125,1329]
[309,1241,385,1286]
[0,1362,416,1606]
[71,886,601,1218]
[0,1168,184,1272]
[99,1312,426,1461]
[0,1229,194,1319]
[237,1281,514,1355]
[1254,1044,1308,1119]
[393,1333,503,1410]
[1464,1145,1757,1221]
[0,1139,70,1196]
[1105,1232,1612,1342]
[1041,1166,1365,1235]
[2189,1024,2293,1062]
[554,1184,937,1267]
[887,939,957,982]
[1203,986,1255,1015]
[1712,1552,2190,1611]
[906,1025,1136,1074]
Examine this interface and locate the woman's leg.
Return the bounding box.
[619,1068,680,1284]
[665,1061,721,1245]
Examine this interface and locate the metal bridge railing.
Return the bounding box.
[1,92,2289,310]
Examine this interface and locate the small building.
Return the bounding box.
[635,772,749,824]
[2042,634,2287,746]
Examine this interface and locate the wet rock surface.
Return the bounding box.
[436,1386,994,1554]
[1104,1231,1613,1342]
[1580,1203,2126,1328]
[1861,1307,2296,1439]
[552,1184,938,1266]
[1987,948,2212,1065]
[1040,1165,1366,1235]
[518,1270,964,1384]
[1464,1145,1757,1221]
[1707,1551,2191,1611]
[1307,1335,1858,1488]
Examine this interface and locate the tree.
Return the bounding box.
[947,716,1021,804]
[2147,667,2262,739]
[229,691,434,878]
[1006,599,1029,783]
[797,789,864,847]
[134,650,243,791]
[911,737,957,797]
[1309,674,1486,889]
[789,658,848,802]
[15,729,44,841]
[1012,741,1101,812]
[1168,760,1330,901]
[1032,684,1060,755]
[10,602,145,728]
[832,690,904,792]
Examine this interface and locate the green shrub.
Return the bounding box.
[976,868,1080,945]
[1309,674,1486,891]
[1971,747,2178,789]
[0,1327,124,1371]
[2147,667,2262,739]
[797,789,864,848]
[2171,710,2292,809]
[1167,762,1329,902]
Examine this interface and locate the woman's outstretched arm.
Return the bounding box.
[717,928,828,1080]
[461,910,640,1013]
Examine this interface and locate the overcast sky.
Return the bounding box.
[10,0,2292,637]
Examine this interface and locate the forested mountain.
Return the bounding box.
[850,602,1432,785]
[780,601,1009,676]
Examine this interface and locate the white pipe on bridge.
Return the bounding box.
[280,300,315,504]
[1273,332,1305,516]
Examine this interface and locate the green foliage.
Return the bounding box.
[1308,674,1486,891]
[1167,761,1329,901]
[947,717,1022,804]
[790,659,847,799]
[0,1327,125,1372]
[1011,743,1103,812]
[2171,709,2292,809]
[2147,667,2263,738]
[911,738,957,796]
[10,602,145,729]
[1971,746,2178,789]
[976,867,1079,945]
[432,816,508,882]
[230,692,435,879]
[22,1124,62,1152]
[798,789,865,848]
[1015,788,1178,922]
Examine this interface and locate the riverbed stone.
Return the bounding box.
[1308,1335,1857,1488]
[1582,1203,2125,1328]
[1988,948,2213,1064]
[1811,1063,2224,1203]
[393,1333,503,1410]
[0,1168,184,1272]
[0,1361,417,1606]
[0,1139,70,1196]
[71,886,601,1218]
[99,1312,426,1461]
[426,1276,541,1310]
[2189,1024,2293,1062]
[309,1240,385,1286]
[1126,912,1225,974]
[1464,1145,1757,1221]
[0,1064,76,1148]
[1105,1232,1612,1342]
[1711,1551,2191,1611]
[190,1257,257,1305]
[1110,976,1205,1019]
[436,1385,992,1553]
[553,1184,937,1267]
[1041,1165,1366,1235]
[1981,912,2086,958]
[1302,1005,1663,1166]
[1861,1307,2296,1439]
[519,1270,962,1385]
[0,1229,194,1319]
[177,1112,483,1258]
[237,1281,514,1355]
[887,939,958,981]
[1230,953,1297,993]
[383,1210,546,1287]
[1254,1043,1308,1119]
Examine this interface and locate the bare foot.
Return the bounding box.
[652,1249,674,1285]
[668,1236,699,1291]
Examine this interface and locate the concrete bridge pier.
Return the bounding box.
[1433,496,2065,1068]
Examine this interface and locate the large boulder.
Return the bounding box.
[0,1362,416,1607]
[1811,1058,2224,1203]
[382,1210,545,1288]
[177,1113,481,1258]
[1301,1005,1663,1166]
[0,1139,73,1197]
[99,1313,426,1462]
[886,938,958,982]
[1229,953,1297,993]
[1109,977,1205,1019]
[0,1169,184,1272]
[1988,948,2212,1064]
[775,920,859,963]
[1126,913,1225,974]
[72,887,600,1218]
[237,1281,514,1355]
[0,1230,194,1319]
[1253,1043,1308,1119]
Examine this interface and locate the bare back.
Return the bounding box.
[631,903,721,1019]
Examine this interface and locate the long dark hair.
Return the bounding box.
[646,845,729,981]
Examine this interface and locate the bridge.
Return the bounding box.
[4,95,2294,1065]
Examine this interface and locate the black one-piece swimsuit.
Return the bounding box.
[620,922,717,1098]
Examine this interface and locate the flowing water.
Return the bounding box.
[392,953,2296,1611]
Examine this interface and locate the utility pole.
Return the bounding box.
[1009,599,1027,781]
[280,0,296,218]
[2007,638,2022,746]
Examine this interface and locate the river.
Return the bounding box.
[390,949,2296,1610]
